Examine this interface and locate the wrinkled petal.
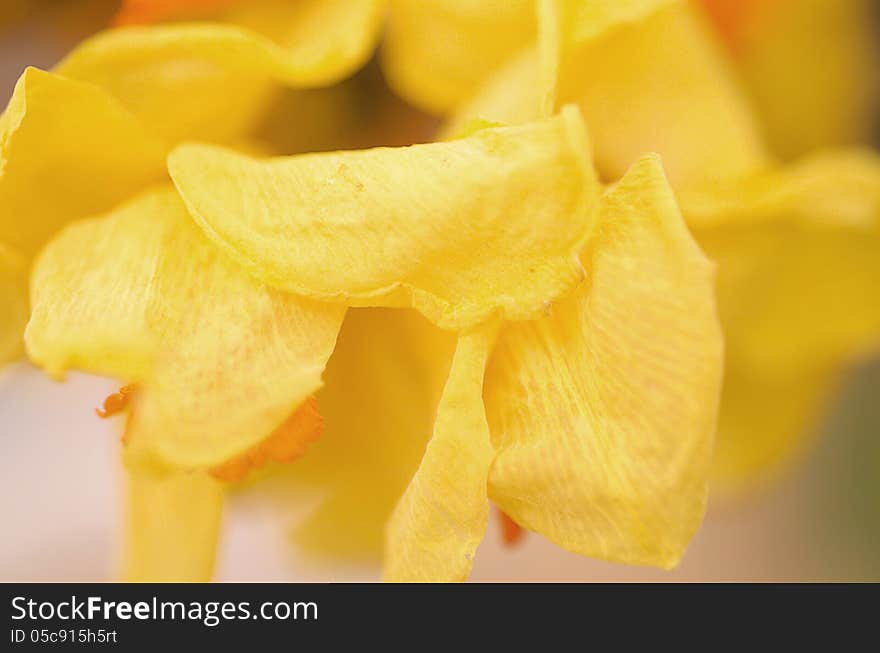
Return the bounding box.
[261,308,456,559]
[384,323,498,582]
[485,155,723,568]
[26,186,345,468]
[382,0,536,115]
[170,108,597,331]
[123,462,224,582]
[682,150,880,491]
[56,0,385,143]
[0,68,166,257]
[0,243,27,364]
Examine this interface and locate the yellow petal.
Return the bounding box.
[26,186,345,468]
[382,0,536,115]
[0,68,166,258]
[0,243,27,364]
[438,48,546,139]
[269,308,456,559]
[384,322,498,582]
[55,1,384,144]
[559,3,768,185]
[442,0,678,134]
[485,155,723,568]
[559,0,680,44]
[682,150,880,491]
[732,0,880,158]
[169,108,597,331]
[445,2,767,186]
[123,462,224,582]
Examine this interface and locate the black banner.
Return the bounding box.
[2,583,874,647]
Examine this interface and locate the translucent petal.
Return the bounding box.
[683,150,880,491]
[485,155,723,568]
[26,186,345,468]
[56,0,385,143]
[169,108,598,331]
[0,243,27,364]
[442,0,678,135]
[557,3,768,186]
[270,308,456,559]
[0,68,166,257]
[384,323,498,582]
[382,0,536,114]
[123,463,224,582]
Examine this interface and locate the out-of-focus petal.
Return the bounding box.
[443,0,681,135]
[439,48,545,138]
[169,109,597,331]
[445,2,767,186]
[484,155,722,568]
[123,463,223,582]
[56,1,385,143]
[384,323,498,582]
[26,187,345,469]
[682,150,880,491]
[382,0,535,115]
[711,0,880,158]
[270,308,456,559]
[0,68,166,257]
[557,3,768,185]
[0,244,27,364]
[557,0,679,44]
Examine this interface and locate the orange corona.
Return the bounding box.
[210,397,324,483]
[498,509,525,547]
[698,0,786,50]
[113,0,239,26]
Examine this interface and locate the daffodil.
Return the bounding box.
[0,0,390,366]
[4,1,727,580]
[21,98,723,580]
[448,0,880,495]
[697,0,880,159]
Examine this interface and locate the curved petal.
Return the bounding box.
[484,155,723,569]
[558,0,679,44]
[682,150,880,491]
[556,2,768,185]
[123,462,224,582]
[0,68,166,258]
[266,308,456,559]
[0,243,27,364]
[170,108,598,331]
[443,2,765,186]
[26,186,345,469]
[384,323,498,582]
[442,0,679,134]
[440,48,547,138]
[382,0,536,115]
[731,0,880,158]
[55,1,385,143]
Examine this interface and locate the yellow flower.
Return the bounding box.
[450,0,880,494]
[21,93,723,579]
[696,0,880,159]
[4,4,726,580]
[0,0,387,365]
